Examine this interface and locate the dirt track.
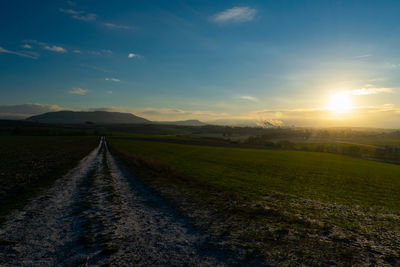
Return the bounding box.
[0,138,226,266]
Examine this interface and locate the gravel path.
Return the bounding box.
[0,138,226,266]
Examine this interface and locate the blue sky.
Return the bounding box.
[1,0,400,127]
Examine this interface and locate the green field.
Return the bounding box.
[109,137,400,265]
[109,138,400,211]
[0,136,99,221]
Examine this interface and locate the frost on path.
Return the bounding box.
[0,138,226,266]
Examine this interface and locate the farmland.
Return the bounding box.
[0,136,99,221]
[109,138,400,265]
[1,121,399,265]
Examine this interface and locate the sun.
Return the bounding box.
[329,92,352,113]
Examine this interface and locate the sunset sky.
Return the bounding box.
[1,0,400,128]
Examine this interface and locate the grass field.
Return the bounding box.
[109,138,400,211]
[109,137,400,265]
[0,136,99,222]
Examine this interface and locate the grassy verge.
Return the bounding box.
[109,138,400,265]
[0,136,99,223]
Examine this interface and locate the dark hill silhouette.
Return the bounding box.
[25,111,208,126]
[26,111,150,124]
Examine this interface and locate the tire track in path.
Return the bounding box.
[0,138,227,266]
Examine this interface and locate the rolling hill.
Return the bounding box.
[26,111,151,124]
[25,111,208,126]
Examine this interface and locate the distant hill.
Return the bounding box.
[154,120,208,126]
[25,111,209,126]
[26,111,150,124]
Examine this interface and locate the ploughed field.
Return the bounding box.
[0,136,99,220]
[109,137,400,265]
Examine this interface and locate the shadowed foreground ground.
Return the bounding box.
[0,138,230,266]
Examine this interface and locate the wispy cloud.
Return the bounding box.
[238,95,258,102]
[79,64,115,73]
[23,40,67,53]
[0,46,38,59]
[353,54,372,59]
[68,88,88,95]
[44,45,67,53]
[367,77,385,82]
[61,6,133,32]
[73,49,81,54]
[73,13,97,21]
[67,1,76,7]
[103,23,133,30]
[105,77,120,82]
[107,90,113,94]
[128,53,141,58]
[88,49,113,56]
[350,87,394,95]
[60,8,97,21]
[212,7,257,23]
[23,40,45,46]
[59,8,81,15]
[22,44,32,49]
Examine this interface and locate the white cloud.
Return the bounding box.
[350,87,394,95]
[73,49,81,54]
[101,49,113,55]
[103,23,133,30]
[44,45,67,53]
[23,40,46,46]
[59,8,82,15]
[238,95,258,102]
[212,7,257,23]
[60,8,97,21]
[128,53,141,58]
[23,40,67,54]
[73,13,97,21]
[68,88,88,95]
[22,44,32,49]
[105,78,120,82]
[0,46,38,59]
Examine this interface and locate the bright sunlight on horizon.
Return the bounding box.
[1,1,400,128]
[328,92,353,114]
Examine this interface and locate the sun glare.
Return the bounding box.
[329,92,352,114]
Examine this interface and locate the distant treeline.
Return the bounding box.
[244,130,400,164]
[245,128,400,141]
